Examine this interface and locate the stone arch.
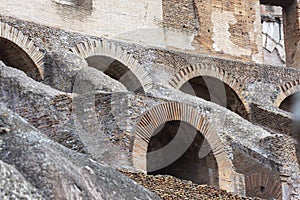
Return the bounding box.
[132,102,237,193]
[169,64,249,118]
[70,39,153,93]
[0,22,44,80]
[245,172,282,199]
[275,80,300,111]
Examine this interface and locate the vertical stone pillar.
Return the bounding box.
[283,1,300,68]
[280,174,291,200]
[279,163,300,200]
[233,172,246,197]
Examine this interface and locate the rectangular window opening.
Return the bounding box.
[260,4,286,66]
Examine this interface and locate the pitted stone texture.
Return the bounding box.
[73,66,128,94]
[259,134,297,163]
[0,103,160,200]
[250,104,293,135]
[0,64,85,153]
[43,51,87,93]
[193,0,263,63]
[0,160,44,199]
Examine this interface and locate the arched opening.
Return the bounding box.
[279,92,299,112]
[85,55,145,93]
[232,149,282,199]
[260,0,299,67]
[0,37,42,80]
[260,4,286,66]
[245,172,282,199]
[147,120,219,186]
[180,76,248,119]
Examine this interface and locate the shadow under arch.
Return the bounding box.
[278,92,299,112]
[245,172,282,199]
[70,39,153,93]
[0,22,44,80]
[232,148,283,199]
[181,76,248,119]
[169,64,249,119]
[132,102,238,193]
[275,80,300,112]
[85,55,144,93]
[147,120,219,186]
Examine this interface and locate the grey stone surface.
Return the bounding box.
[0,160,44,199]
[0,103,160,200]
[73,66,128,94]
[0,63,85,152]
[44,51,128,94]
[1,13,300,199]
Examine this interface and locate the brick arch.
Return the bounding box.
[0,22,44,80]
[169,63,250,112]
[70,39,153,92]
[274,80,300,108]
[132,102,237,193]
[245,172,282,199]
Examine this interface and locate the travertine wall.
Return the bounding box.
[1,0,299,67]
[0,0,263,64]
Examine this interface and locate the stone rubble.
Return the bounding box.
[121,170,262,200]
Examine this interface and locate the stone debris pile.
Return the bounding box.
[121,171,262,200]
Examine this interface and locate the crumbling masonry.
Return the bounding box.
[1,0,300,199]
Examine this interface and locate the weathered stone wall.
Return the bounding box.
[1,0,299,67]
[283,1,300,68]
[0,0,262,64]
[193,0,263,63]
[0,104,160,200]
[1,14,300,198]
[54,0,93,9]
[261,0,300,68]
[0,64,85,152]
[1,15,300,124]
[250,104,293,135]
[162,0,198,31]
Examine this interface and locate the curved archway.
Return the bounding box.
[245,172,282,199]
[275,80,300,112]
[169,64,248,119]
[0,22,44,80]
[181,76,248,119]
[70,39,153,93]
[133,102,236,192]
[279,92,299,112]
[147,120,219,186]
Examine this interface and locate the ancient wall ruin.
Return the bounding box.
[1,0,300,199]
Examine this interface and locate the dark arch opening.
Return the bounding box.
[147,120,219,186]
[245,172,282,199]
[180,76,248,119]
[233,150,282,199]
[279,92,299,112]
[0,37,41,80]
[85,55,144,93]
